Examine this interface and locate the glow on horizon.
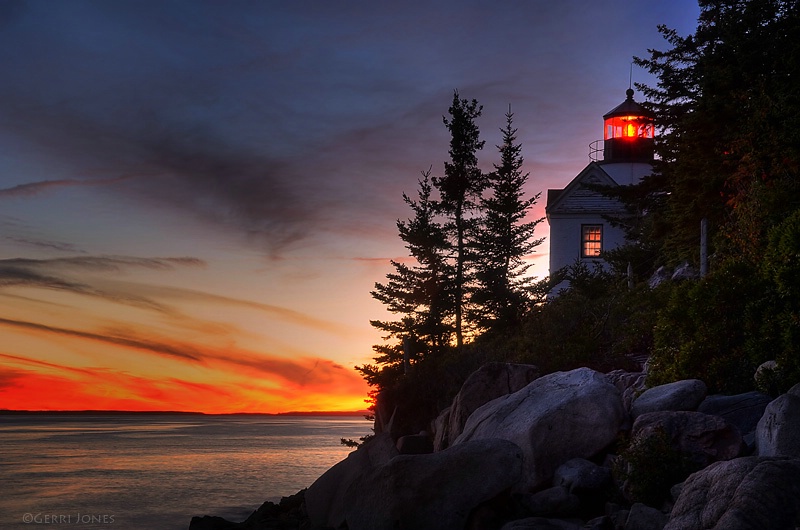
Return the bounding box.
[0,255,374,413]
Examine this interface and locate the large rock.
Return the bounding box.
[665,456,800,530]
[698,391,772,436]
[454,367,625,491]
[304,432,397,529]
[631,379,707,419]
[625,503,668,530]
[432,406,451,450]
[516,486,581,517]
[552,458,612,517]
[343,438,523,530]
[756,386,800,457]
[553,458,611,493]
[190,490,305,530]
[435,362,539,450]
[632,411,743,468]
[396,432,433,454]
[606,370,646,415]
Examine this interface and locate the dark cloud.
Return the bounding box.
[5,236,86,253]
[0,1,700,257]
[0,177,132,198]
[0,317,202,362]
[0,254,352,337]
[0,367,23,390]
[0,255,205,312]
[0,255,205,272]
[0,352,97,378]
[0,316,358,388]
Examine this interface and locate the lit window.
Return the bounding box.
[582,225,602,258]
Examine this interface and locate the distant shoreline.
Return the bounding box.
[0,409,370,417]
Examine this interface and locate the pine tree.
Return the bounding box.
[359,171,453,388]
[432,90,487,348]
[472,107,544,333]
[629,0,800,268]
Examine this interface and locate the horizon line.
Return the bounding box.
[0,408,372,417]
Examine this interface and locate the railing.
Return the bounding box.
[588,139,603,162]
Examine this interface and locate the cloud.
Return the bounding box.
[0,255,205,313]
[0,255,205,272]
[0,176,133,198]
[0,316,363,390]
[0,317,203,362]
[5,236,86,253]
[0,367,23,390]
[122,282,354,337]
[0,352,96,377]
[0,254,354,341]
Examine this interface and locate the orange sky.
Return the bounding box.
[0,253,390,413]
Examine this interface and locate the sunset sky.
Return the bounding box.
[0,1,700,413]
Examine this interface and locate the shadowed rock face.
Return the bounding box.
[698,391,772,436]
[435,362,539,451]
[756,388,800,458]
[632,410,744,468]
[304,432,398,529]
[453,367,625,492]
[343,438,524,530]
[631,379,707,419]
[666,457,800,530]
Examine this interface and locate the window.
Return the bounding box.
[581,225,602,258]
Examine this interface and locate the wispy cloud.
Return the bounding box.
[0,175,133,198]
[0,317,202,362]
[0,254,353,340]
[0,316,362,389]
[123,282,354,337]
[5,236,86,253]
[0,256,205,313]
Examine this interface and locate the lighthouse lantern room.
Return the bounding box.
[601,88,655,163]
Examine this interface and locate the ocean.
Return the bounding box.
[0,413,372,529]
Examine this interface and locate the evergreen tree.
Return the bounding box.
[629,0,800,269]
[432,90,487,348]
[627,0,800,393]
[472,107,544,333]
[359,171,453,388]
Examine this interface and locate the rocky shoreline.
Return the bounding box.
[190,363,800,530]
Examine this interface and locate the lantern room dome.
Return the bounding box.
[599,88,655,164]
[603,88,654,120]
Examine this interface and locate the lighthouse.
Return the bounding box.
[545,89,655,290]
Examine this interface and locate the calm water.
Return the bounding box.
[0,414,371,529]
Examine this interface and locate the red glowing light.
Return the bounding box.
[604,115,653,140]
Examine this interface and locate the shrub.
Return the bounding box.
[648,259,772,393]
[614,427,699,507]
